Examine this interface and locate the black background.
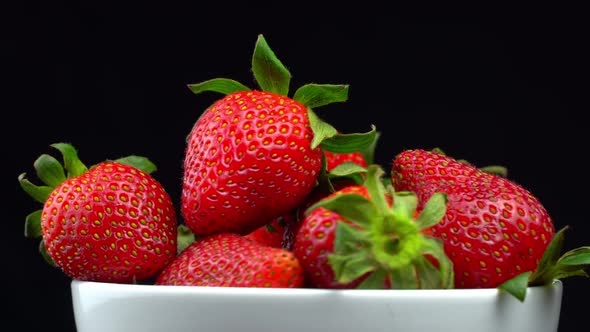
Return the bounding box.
[8,2,589,331]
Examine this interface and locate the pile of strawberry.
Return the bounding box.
[20,35,589,301]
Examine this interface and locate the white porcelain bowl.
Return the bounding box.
[72,280,563,332]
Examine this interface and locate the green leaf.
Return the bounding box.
[414,256,442,289]
[431,147,446,155]
[51,143,88,177]
[320,125,378,154]
[356,269,387,289]
[328,162,366,185]
[293,84,349,108]
[187,78,250,95]
[415,193,448,230]
[329,226,375,284]
[114,156,158,174]
[557,247,590,266]
[316,152,335,194]
[388,265,419,289]
[329,162,367,178]
[391,191,418,220]
[529,226,567,285]
[306,193,378,229]
[333,221,370,254]
[361,131,380,165]
[553,269,589,280]
[329,252,376,284]
[422,237,454,289]
[498,271,532,302]
[251,34,291,96]
[24,210,43,238]
[551,247,590,280]
[308,109,338,150]
[18,173,53,203]
[176,225,196,255]
[34,154,66,187]
[364,164,389,214]
[479,165,508,178]
[39,241,57,267]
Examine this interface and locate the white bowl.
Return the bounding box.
[72,279,563,332]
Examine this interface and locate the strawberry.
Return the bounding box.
[182,34,377,236]
[390,149,588,293]
[155,233,304,288]
[183,90,322,236]
[245,215,290,249]
[293,165,453,289]
[19,143,177,283]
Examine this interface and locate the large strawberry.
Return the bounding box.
[155,233,303,288]
[293,164,453,289]
[19,143,177,283]
[391,149,590,297]
[182,34,376,236]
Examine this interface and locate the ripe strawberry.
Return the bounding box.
[20,143,177,283]
[391,149,555,289]
[183,90,322,236]
[155,233,304,288]
[182,34,376,236]
[293,165,453,289]
[245,215,290,249]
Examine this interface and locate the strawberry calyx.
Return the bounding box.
[176,224,197,255]
[305,164,454,289]
[19,142,158,266]
[499,226,590,301]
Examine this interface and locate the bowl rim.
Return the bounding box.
[71,279,563,297]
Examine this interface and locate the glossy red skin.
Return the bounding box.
[41,162,177,283]
[293,186,372,289]
[156,233,304,288]
[392,149,555,288]
[182,90,322,236]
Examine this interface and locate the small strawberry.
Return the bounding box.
[19,143,177,283]
[182,34,377,237]
[245,215,291,249]
[293,165,453,289]
[155,233,304,288]
[391,149,590,298]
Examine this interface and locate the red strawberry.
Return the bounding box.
[294,186,373,288]
[391,149,555,289]
[293,165,452,289]
[183,90,322,236]
[245,215,290,249]
[155,233,304,288]
[181,34,374,237]
[19,143,177,283]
